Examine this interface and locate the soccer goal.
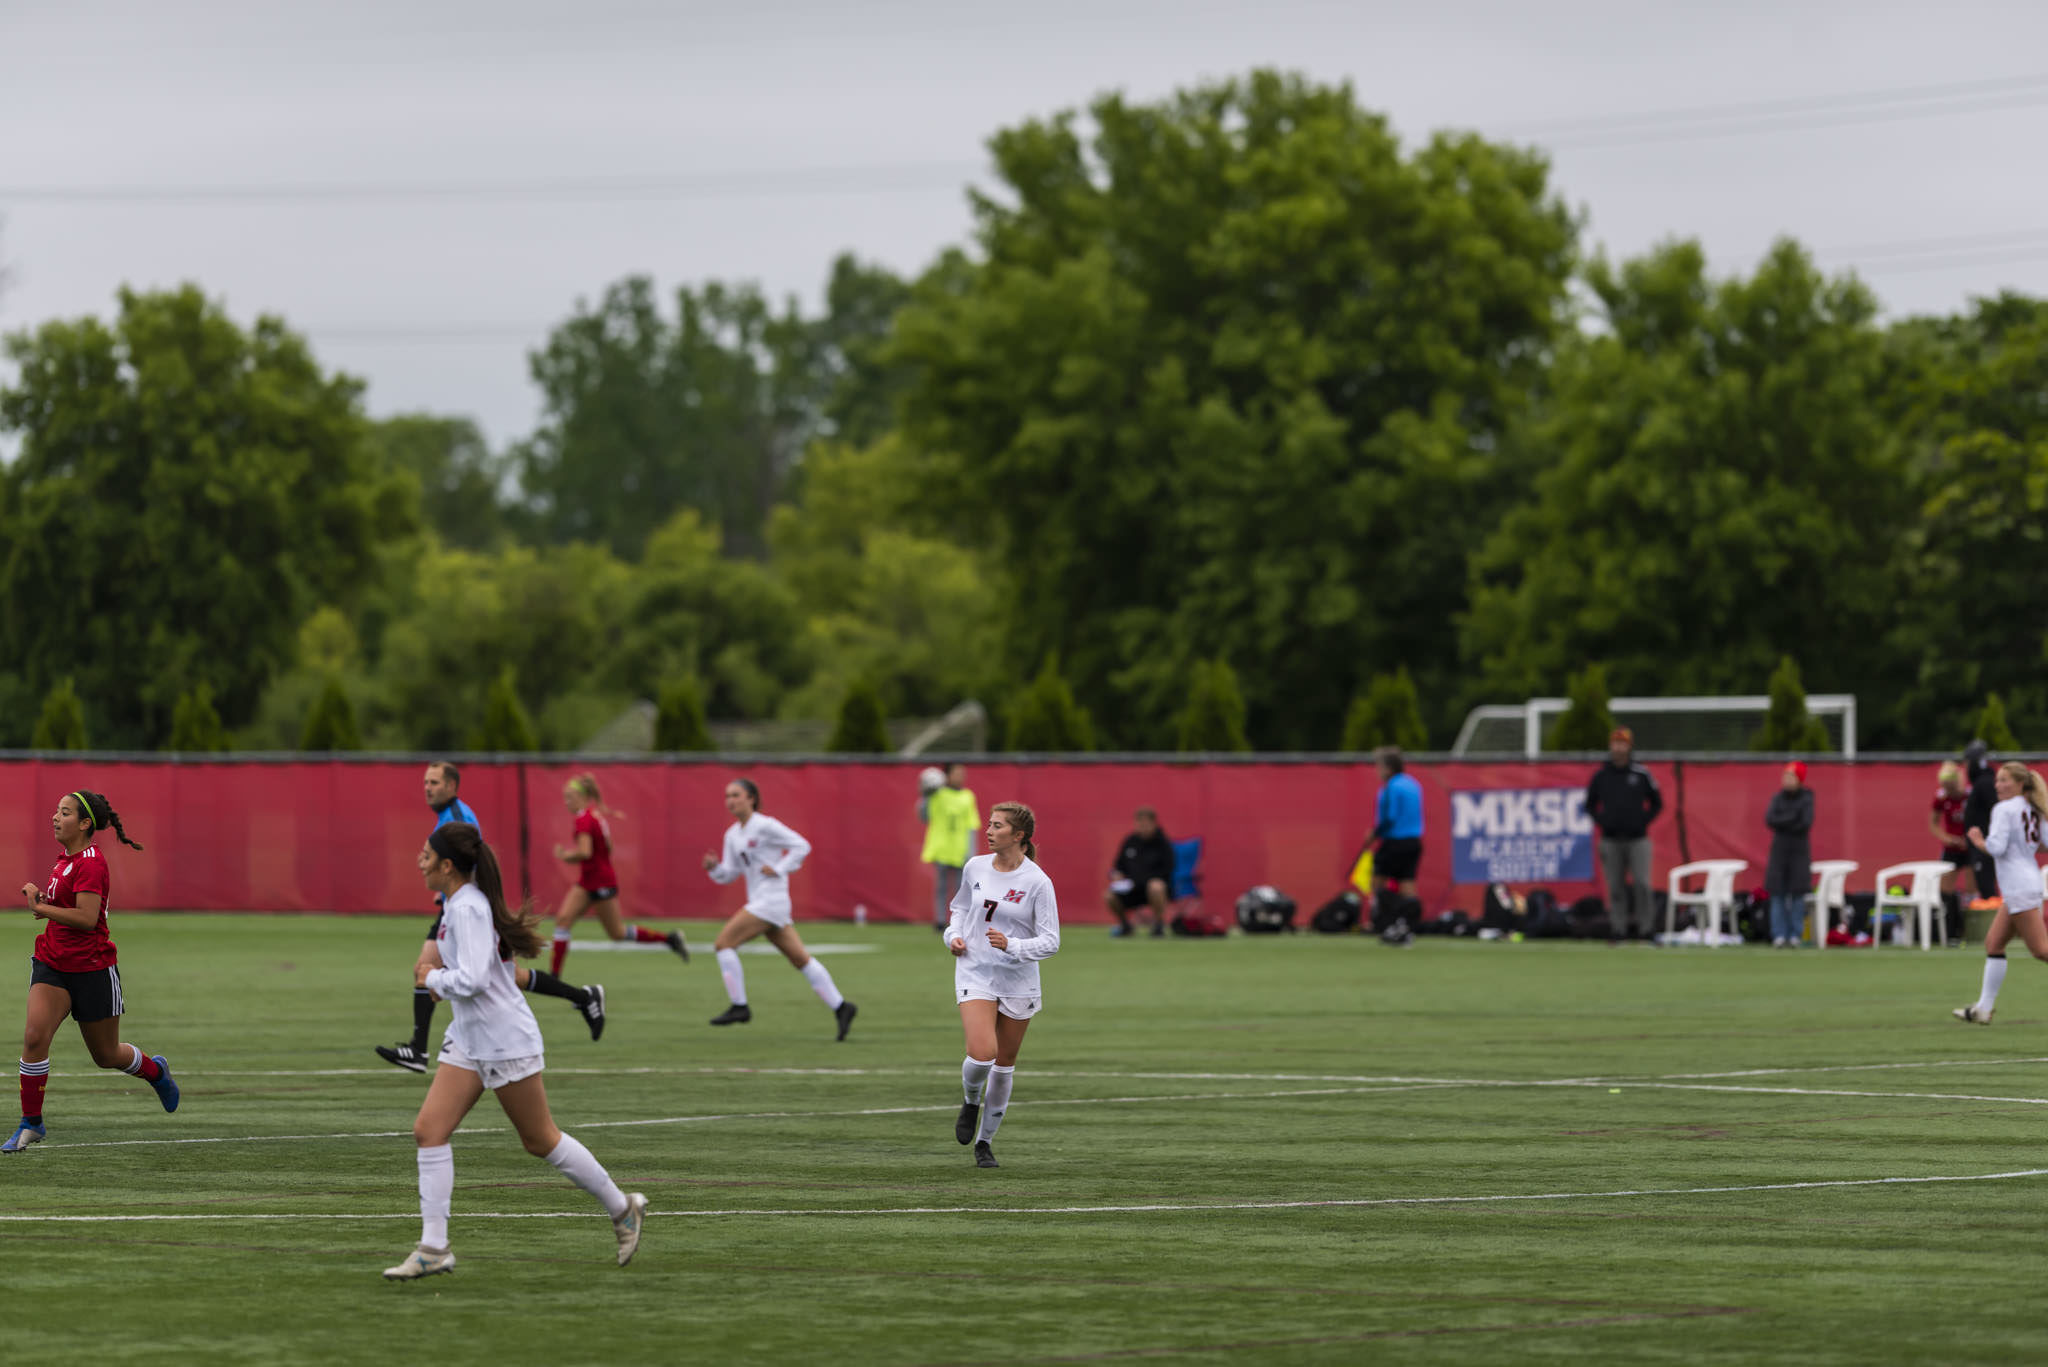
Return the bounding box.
[1451,695,1858,757]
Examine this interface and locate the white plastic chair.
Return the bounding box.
[1873,861,1954,950]
[1666,860,1750,942]
[1807,860,1858,950]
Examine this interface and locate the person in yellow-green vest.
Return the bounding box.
[919,764,981,933]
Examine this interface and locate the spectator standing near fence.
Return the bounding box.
[1764,762,1815,947]
[1369,748,1425,899]
[921,764,980,935]
[1586,728,1663,940]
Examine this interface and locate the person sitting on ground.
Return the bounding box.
[1104,807,1174,938]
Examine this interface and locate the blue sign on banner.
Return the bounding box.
[1450,788,1595,884]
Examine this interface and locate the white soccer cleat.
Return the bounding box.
[383,1244,455,1280]
[1953,1004,1994,1025]
[613,1192,648,1266]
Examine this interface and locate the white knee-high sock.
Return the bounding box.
[417,1144,453,1248]
[716,948,748,1005]
[962,1056,994,1104]
[977,1065,1015,1143]
[1978,954,2010,1013]
[800,958,844,1010]
[544,1132,629,1219]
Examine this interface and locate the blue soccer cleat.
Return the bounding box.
[2,1119,46,1152]
[150,1056,180,1113]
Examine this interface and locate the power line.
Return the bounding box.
[1507,71,2048,136]
[0,162,981,206]
[6,72,2048,207]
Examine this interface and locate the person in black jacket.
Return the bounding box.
[1963,740,2000,900]
[1104,808,1174,939]
[1585,728,1664,939]
[1765,762,1815,947]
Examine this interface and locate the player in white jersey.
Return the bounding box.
[382,822,647,1281]
[1953,762,2048,1025]
[701,777,858,1039]
[946,801,1059,1169]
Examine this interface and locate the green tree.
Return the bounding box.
[609,510,811,721]
[30,677,87,750]
[299,676,363,751]
[472,667,539,752]
[1340,668,1428,751]
[374,414,510,550]
[654,677,714,751]
[1177,659,1252,753]
[1463,241,1910,709]
[825,680,892,753]
[1006,658,1096,752]
[1751,656,1832,751]
[767,437,1002,721]
[167,684,228,752]
[814,255,916,449]
[0,286,414,746]
[1546,664,1615,751]
[1876,296,2048,744]
[1976,694,2021,751]
[515,262,906,561]
[890,70,1577,747]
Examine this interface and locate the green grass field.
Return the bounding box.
[3,916,2047,1365]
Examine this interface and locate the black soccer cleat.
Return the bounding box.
[664,930,690,964]
[974,1141,1000,1169]
[375,1042,429,1073]
[709,1003,752,1027]
[582,984,607,1041]
[955,1102,980,1145]
[834,1000,858,1042]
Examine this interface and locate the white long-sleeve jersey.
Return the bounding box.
[1985,795,2045,912]
[946,853,1061,999]
[423,883,545,1061]
[706,812,812,917]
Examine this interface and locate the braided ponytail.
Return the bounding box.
[73,790,143,851]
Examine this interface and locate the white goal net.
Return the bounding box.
[1451,695,1858,757]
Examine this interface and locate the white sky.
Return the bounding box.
[3,0,2046,446]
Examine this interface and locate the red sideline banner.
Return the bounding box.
[0,758,1956,922]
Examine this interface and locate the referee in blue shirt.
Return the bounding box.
[1371,747,1426,898]
[376,761,602,1072]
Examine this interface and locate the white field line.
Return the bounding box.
[3,1168,2044,1223]
[30,1083,1474,1151]
[565,941,877,955]
[31,1072,2048,1154]
[64,1056,2048,1085]
[1651,1056,2048,1080]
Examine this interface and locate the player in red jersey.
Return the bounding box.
[7,790,178,1152]
[548,774,688,976]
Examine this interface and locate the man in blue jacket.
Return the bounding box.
[1371,748,1425,898]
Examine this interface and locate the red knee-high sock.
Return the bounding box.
[550,932,569,976]
[20,1060,49,1120]
[630,925,665,944]
[120,1046,162,1083]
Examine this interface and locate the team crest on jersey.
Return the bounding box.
[1003,889,1027,903]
